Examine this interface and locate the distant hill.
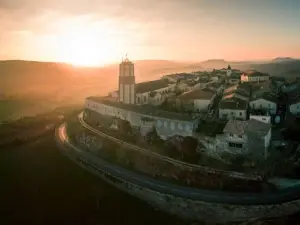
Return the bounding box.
[0,59,200,103]
[251,60,300,77]
[200,59,229,69]
[271,57,298,63]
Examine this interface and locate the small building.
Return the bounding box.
[215,119,271,161]
[241,71,270,83]
[219,98,248,120]
[289,98,300,116]
[249,92,278,115]
[177,89,216,112]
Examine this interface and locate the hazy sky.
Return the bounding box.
[0,0,300,65]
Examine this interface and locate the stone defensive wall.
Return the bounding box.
[55,125,300,223]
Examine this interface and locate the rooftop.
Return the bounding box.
[136,79,170,94]
[245,119,272,136]
[219,98,248,110]
[223,120,248,135]
[251,91,278,103]
[243,70,270,77]
[224,84,251,96]
[222,91,249,101]
[178,89,215,100]
[86,96,198,121]
[224,119,271,136]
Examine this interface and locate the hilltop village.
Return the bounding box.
[83,58,300,179]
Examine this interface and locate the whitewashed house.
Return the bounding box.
[249,92,277,115]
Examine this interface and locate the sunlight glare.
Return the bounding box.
[57,27,120,67]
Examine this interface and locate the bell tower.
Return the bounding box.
[119,56,135,104]
[226,65,232,77]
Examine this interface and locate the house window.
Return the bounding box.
[229,134,233,137]
[178,123,183,130]
[144,96,147,102]
[157,120,162,127]
[239,112,242,116]
[238,135,243,138]
[229,142,243,148]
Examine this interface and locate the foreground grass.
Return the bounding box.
[0,133,186,225]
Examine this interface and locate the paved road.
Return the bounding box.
[56,123,300,205]
[78,112,261,181]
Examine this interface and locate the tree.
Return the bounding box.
[180,136,199,163]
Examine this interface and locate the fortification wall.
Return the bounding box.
[75,156,300,223]
[56,126,300,223]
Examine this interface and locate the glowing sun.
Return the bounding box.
[57,31,119,67]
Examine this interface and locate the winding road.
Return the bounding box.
[56,119,300,205]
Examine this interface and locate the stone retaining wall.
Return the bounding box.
[75,155,300,223]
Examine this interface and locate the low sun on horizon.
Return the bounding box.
[55,26,123,67]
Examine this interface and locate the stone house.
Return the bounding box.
[219,98,248,120]
[215,119,271,161]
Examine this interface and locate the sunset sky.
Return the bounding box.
[0,0,300,66]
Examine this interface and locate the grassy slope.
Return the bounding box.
[0,99,59,121]
[0,133,185,225]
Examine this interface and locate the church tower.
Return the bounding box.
[119,57,135,104]
[226,65,232,77]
